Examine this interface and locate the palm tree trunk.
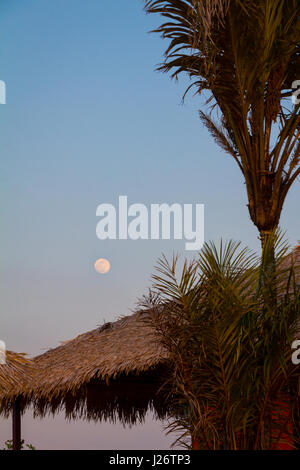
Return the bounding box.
[259,228,295,450]
[259,230,273,250]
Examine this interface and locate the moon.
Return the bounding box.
[94,258,111,274]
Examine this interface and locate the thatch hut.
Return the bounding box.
[0,351,33,450]
[11,313,171,426]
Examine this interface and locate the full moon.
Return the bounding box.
[94,258,111,274]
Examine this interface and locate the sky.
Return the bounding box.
[0,0,299,449]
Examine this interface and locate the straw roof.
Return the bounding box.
[282,244,300,272]
[13,313,171,424]
[0,351,32,401]
[31,312,169,393]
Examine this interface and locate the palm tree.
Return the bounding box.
[144,0,300,247]
[140,237,300,449]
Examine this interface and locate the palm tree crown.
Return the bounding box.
[145,0,300,245]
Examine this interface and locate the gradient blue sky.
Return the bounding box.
[0,0,299,449]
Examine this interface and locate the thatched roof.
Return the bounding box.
[0,351,32,401]
[282,244,300,272]
[31,312,169,394]
[9,313,170,424]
